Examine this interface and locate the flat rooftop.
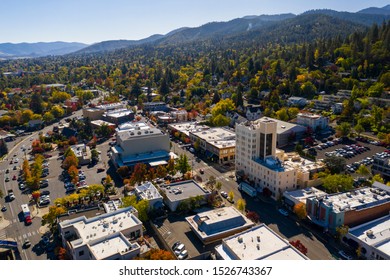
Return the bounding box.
[284,187,327,204]
[241,117,306,135]
[117,126,164,141]
[297,112,324,119]
[191,127,235,149]
[317,185,390,213]
[186,207,254,241]
[164,180,209,202]
[216,224,308,260]
[136,182,162,200]
[104,108,133,118]
[95,102,124,111]
[91,120,115,127]
[168,122,209,137]
[117,121,149,131]
[283,153,324,173]
[348,215,390,257]
[89,232,139,260]
[59,207,141,248]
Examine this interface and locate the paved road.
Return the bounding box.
[169,142,336,260]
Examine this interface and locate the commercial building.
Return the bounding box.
[235,118,322,200]
[215,224,309,260]
[282,187,327,211]
[287,97,308,108]
[135,181,163,209]
[306,182,390,232]
[58,206,143,260]
[171,109,188,122]
[162,180,210,212]
[345,214,390,260]
[70,144,91,165]
[297,112,329,131]
[110,122,170,169]
[371,153,390,180]
[102,108,134,125]
[189,127,236,164]
[90,120,116,130]
[143,102,169,113]
[168,122,209,138]
[186,207,254,244]
[82,102,126,121]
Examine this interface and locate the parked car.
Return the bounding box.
[174,244,186,256]
[41,190,50,196]
[23,239,31,248]
[220,191,228,198]
[199,169,204,174]
[338,250,353,260]
[278,208,289,217]
[171,241,181,251]
[178,250,188,260]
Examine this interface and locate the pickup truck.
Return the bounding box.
[7,189,15,201]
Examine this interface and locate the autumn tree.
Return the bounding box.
[42,205,67,233]
[293,202,307,220]
[236,198,246,213]
[228,190,234,202]
[68,165,79,184]
[117,166,130,178]
[130,163,147,184]
[138,248,175,260]
[246,211,260,223]
[62,152,79,170]
[156,165,167,178]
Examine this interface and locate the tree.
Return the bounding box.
[336,122,352,138]
[336,225,349,241]
[105,175,113,187]
[323,174,353,193]
[42,205,67,233]
[156,165,167,178]
[371,174,384,184]
[146,167,156,181]
[356,164,370,177]
[121,195,149,222]
[236,198,246,212]
[130,163,147,184]
[212,114,230,127]
[91,149,99,163]
[42,112,54,123]
[68,165,79,183]
[323,155,346,174]
[176,154,191,176]
[0,139,8,156]
[50,105,65,118]
[55,247,70,260]
[211,98,235,117]
[117,166,130,178]
[215,181,222,192]
[293,203,307,220]
[354,123,364,137]
[246,211,260,223]
[228,190,234,202]
[30,92,44,114]
[62,153,79,170]
[138,249,175,260]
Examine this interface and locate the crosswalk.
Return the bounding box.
[16,230,40,242]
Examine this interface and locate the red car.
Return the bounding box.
[12,175,17,180]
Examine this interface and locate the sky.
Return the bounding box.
[0,0,389,44]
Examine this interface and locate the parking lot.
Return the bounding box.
[314,138,388,174]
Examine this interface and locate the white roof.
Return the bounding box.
[191,127,235,149]
[215,224,308,260]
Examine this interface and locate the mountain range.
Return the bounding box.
[1,5,389,59]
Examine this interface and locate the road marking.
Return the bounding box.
[22,234,27,239]
[225,178,229,181]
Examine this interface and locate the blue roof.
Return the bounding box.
[117,150,170,167]
[254,157,285,172]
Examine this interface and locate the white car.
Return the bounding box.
[178,250,188,260]
[220,191,228,198]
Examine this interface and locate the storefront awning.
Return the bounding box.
[149,160,168,167]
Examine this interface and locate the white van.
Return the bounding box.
[174,244,185,255]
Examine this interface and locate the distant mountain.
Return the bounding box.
[228,13,367,45]
[0,41,88,58]
[358,5,390,15]
[303,9,390,26]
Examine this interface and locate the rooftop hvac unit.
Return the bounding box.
[366,230,374,237]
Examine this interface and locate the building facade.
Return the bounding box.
[306,182,390,232]
[297,113,329,131]
[235,118,321,200]
[110,122,170,169]
[58,206,142,260]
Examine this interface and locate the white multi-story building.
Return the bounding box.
[297,112,328,131]
[110,122,170,169]
[58,206,143,260]
[235,118,321,200]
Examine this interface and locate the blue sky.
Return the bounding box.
[1,0,389,44]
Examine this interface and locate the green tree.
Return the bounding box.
[371,174,384,184]
[354,123,364,137]
[212,114,230,126]
[30,92,44,114]
[176,154,191,176]
[91,149,99,163]
[356,164,370,177]
[42,112,55,123]
[121,195,149,222]
[211,98,235,117]
[0,139,8,156]
[336,122,352,138]
[323,174,353,193]
[51,105,65,118]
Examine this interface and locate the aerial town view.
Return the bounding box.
[0,1,389,267]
